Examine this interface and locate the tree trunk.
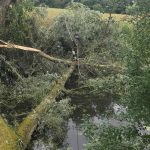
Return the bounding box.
[0,65,75,150]
[0,117,20,150]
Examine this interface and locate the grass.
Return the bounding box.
[35,8,65,26]
[101,13,129,21]
[37,8,129,27]
[47,8,65,19]
[46,8,129,22]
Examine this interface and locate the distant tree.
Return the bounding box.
[34,0,70,8]
[126,2,139,15]
[34,0,132,14]
[77,0,132,14]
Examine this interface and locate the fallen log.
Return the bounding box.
[17,65,75,149]
[0,117,19,150]
[0,65,75,150]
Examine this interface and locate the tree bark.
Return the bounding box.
[0,117,20,150]
[0,65,75,150]
[17,65,75,149]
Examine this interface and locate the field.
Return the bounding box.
[46,8,129,22]
[34,8,63,26]
[37,8,129,26]
[46,8,65,22]
[101,13,129,21]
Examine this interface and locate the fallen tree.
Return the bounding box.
[0,117,20,150]
[0,65,75,150]
[0,40,122,70]
[0,40,72,64]
[0,40,122,149]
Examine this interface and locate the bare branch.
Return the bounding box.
[0,40,122,70]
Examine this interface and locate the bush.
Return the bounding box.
[1,0,36,45]
[123,11,150,123]
[37,3,121,64]
[82,120,145,150]
[0,73,57,120]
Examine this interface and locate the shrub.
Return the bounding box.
[37,3,121,64]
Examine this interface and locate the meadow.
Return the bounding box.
[39,8,130,26]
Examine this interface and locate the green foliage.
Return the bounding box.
[0,81,5,96]
[0,0,149,149]
[82,120,146,150]
[36,0,132,14]
[13,73,56,104]
[0,1,46,84]
[125,0,150,15]
[122,3,150,123]
[77,0,132,14]
[81,1,150,150]
[122,18,150,123]
[85,74,126,97]
[125,3,139,15]
[136,0,150,14]
[0,73,56,117]
[36,99,74,146]
[37,4,121,64]
[1,0,35,45]
[123,73,150,123]
[35,0,70,8]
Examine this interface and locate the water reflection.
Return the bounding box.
[63,119,87,150]
[30,94,127,150]
[63,95,113,150]
[69,94,113,124]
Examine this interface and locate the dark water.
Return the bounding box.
[62,95,111,150]
[30,94,126,150]
[64,118,87,150]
